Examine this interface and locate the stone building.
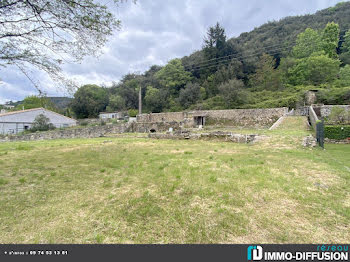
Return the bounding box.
[0,108,77,135]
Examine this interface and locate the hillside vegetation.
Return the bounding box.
[18,2,350,118]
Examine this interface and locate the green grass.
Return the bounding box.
[0,117,349,244]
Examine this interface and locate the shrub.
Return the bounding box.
[327,106,349,124]
[324,125,350,140]
[30,114,55,132]
[128,109,138,117]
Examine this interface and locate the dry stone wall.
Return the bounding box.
[137,108,288,127]
[195,108,288,127]
[1,124,132,142]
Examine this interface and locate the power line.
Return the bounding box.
[185,44,295,72]
[183,41,297,69]
[184,39,347,72]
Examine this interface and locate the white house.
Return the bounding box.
[0,108,77,135]
[99,111,126,120]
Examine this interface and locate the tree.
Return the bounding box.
[0,0,121,90]
[106,95,126,112]
[15,95,56,111]
[328,106,348,124]
[218,79,248,108]
[155,59,192,91]
[287,54,340,86]
[201,22,236,75]
[250,53,281,90]
[30,114,55,132]
[144,86,167,113]
[341,30,350,53]
[71,84,109,118]
[203,22,227,58]
[321,22,340,58]
[339,65,350,87]
[178,83,201,108]
[292,28,322,59]
[340,30,350,65]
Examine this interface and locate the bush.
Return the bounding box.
[128,109,138,117]
[324,125,350,140]
[30,114,56,132]
[316,87,350,104]
[327,106,350,124]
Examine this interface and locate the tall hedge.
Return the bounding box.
[324,125,350,140]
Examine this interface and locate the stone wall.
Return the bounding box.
[294,106,309,116]
[0,121,184,142]
[137,112,185,123]
[312,105,350,118]
[194,108,288,127]
[1,124,132,142]
[148,131,263,143]
[137,108,288,128]
[131,121,181,133]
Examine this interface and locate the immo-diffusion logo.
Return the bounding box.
[247,245,263,261]
[247,245,349,261]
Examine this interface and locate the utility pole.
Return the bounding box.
[138,85,142,115]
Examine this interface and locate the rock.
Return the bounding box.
[302,135,317,147]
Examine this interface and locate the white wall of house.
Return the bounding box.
[99,112,126,120]
[100,113,117,119]
[0,108,77,135]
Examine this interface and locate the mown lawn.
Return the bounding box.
[0,117,349,243]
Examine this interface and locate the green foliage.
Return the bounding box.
[327,106,350,124]
[292,28,322,59]
[106,95,125,112]
[69,4,350,113]
[71,84,109,119]
[190,96,225,110]
[128,109,138,117]
[316,87,350,104]
[341,30,350,53]
[324,125,350,140]
[321,22,340,58]
[218,79,248,108]
[144,86,166,113]
[338,65,350,87]
[16,96,57,111]
[179,83,202,109]
[30,114,56,132]
[287,54,340,86]
[250,53,281,90]
[155,59,192,90]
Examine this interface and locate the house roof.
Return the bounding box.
[0,108,77,122]
[99,111,125,114]
[0,107,42,117]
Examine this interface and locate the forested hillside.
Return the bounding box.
[69,2,350,118]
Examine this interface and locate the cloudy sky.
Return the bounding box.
[0,0,344,104]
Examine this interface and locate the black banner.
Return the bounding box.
[0,244,348,262]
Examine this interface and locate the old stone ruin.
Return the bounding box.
[1,107,288,143]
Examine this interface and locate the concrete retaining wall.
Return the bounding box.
[309,106,319,131]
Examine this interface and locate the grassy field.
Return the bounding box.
[0,117,349,243]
